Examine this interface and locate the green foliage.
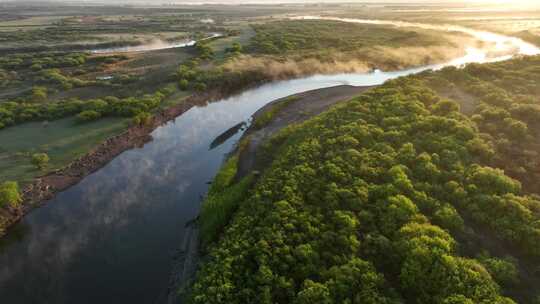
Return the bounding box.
[37,68,87,90]
[0,52,88,71]
[422,56,540,192]
[0,181,22,208]
[189,78,527,303]
[76,110,101,123]
[477,252,519,286]
[131,112,152,127]
[248,20,449,57]
[178,79,189,91]
[196,42,215,60]
[194,82,207,92]
[467,165,521,196]
[31,86,48,102]
[199,156,253,247]
[0,90,172,129]
[0,116,127,186]
[31,153,50,170]
[252,96,300,129]
[226,42,243,57]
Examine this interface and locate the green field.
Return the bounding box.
[0,117,127,185]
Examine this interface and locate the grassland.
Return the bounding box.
[0,117,127,185]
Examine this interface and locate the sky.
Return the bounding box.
[2,0,538,3]
[3,0,540,7]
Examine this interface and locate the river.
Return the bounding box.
[0,18,538,304]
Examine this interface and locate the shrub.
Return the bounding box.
[31,86,48,102]
[31,153,50,170]
[178,79,189,90]
[194,82,207,92]
[76,110,101,123]
[132,112,152,127]
[0,181,22,208]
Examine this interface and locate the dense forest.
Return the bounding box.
[249,20,448,55]
[221,20,473,81]
[190,55,540,304]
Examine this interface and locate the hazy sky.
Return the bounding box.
[3,0,538,3]
[3,0,539,7]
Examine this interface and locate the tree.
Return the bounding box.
[434,204,465,232]
[176,65,195,80]
[226,42,243,56]
[323,258,390,303]
[31,153,50,170]
[442,295,474,304]
[466,137,495,161]
[295,280,331,304]
[432,99,460,116]
[467,166,521,195]
[503,118,528,139]
[477,253,519,286]
[0,181,22,208]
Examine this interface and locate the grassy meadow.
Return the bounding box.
[0,117,127,185]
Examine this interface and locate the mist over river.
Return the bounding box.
[90,34,222,54]
[0,17,538,304]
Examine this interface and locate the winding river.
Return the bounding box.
[0,18,538,304]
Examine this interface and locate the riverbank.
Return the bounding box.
[0,71,378,238]
[171,84,376,302]
[0,89,225,237]
[236,84,376,179]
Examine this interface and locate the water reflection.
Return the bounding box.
[210,122,247,150]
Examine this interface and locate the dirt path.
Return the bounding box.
[236,85,375,179]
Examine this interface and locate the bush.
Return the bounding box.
[179,79,189,91]
[194,82,207,92]
[76,110,101,123]
[0,181,22,208]
[132,112,152,127]
[31,86,48,102]
[31,153,50,170]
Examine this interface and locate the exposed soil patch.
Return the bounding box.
[236,85,375,179]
